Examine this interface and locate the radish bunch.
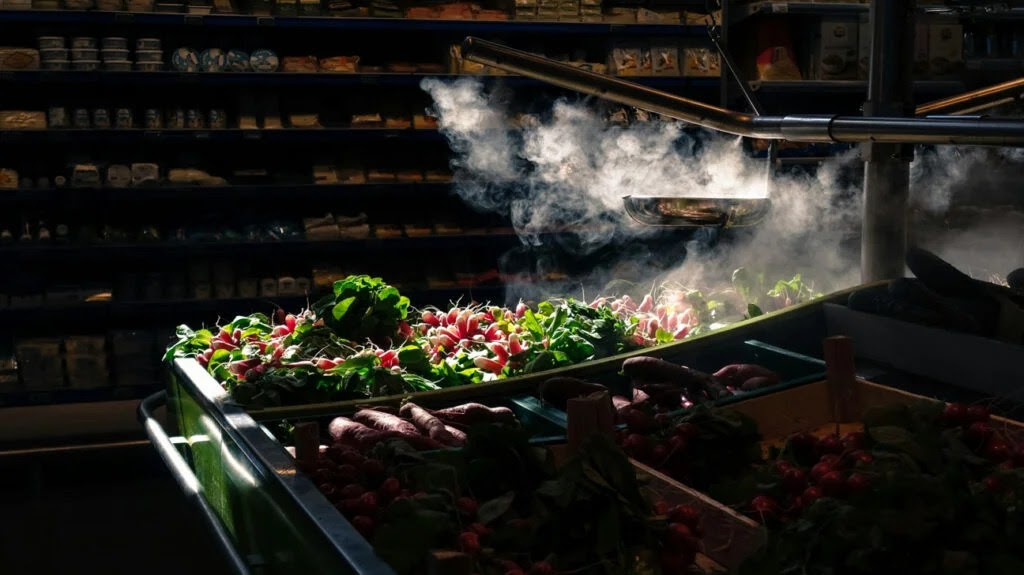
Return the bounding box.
[415,303,530,380]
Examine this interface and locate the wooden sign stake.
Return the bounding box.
[292,421,320,468]
[566,390,616,454]
[823,336,858,434]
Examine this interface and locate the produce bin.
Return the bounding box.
[617,375,1024,569]
[150,374,732,575]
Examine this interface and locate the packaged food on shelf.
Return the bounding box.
[106,164,132,187]
[337,167,366,184]
[652,42,680,76]
[15,338,63,392]
[812,19,858,80]
[130,163,160,186]
[102,37,128,51]
[136,38,162,51]
[928,22,964,77]
[171,47,199,71]
[39,48,68,63]
[637,7,679,23]
[0,168,18,189]
[72,60,100,71]
[70,37,97,50]
[367,169,396,182]
[350,112,383,127]
[412,114,438,130]
[756,46,802,81]
[199,48,226,72]
[38,36,65,50]
[319,55,359,73]
[101,48,129,61]
[0,111,45,130]
[224,48,249,71]
[609,43,641,76]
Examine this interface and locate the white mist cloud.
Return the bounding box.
[423,77,1023,297]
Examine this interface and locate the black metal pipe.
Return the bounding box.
[860,0,916,283]
[461,36,1024,146]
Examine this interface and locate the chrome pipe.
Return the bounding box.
[461,37,1024,147]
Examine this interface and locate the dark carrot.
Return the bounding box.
[713,364,780,388]
[399,402,459,445]
[427,403,517,426]
[352,409,421,437]
[622,357,713,392]
[328,416,444,451]
[539,377,609,410]
[443,425,467,446]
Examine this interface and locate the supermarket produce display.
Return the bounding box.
[163,273,823,408]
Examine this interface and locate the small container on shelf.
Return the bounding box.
[114,108,133,128]
[136,38,162,51]
[126,0,155,10]
[71,48,98,61]
[69,36,97,49]
[104,60,132,72]
[136,49,164,63]
[38,37,65,50]
[143,108,162,129]
[236,277,259,298]
[72,60,101,71]
[40,48,69,62]
[41,60,70,70]
[259,278,278,297]
[92,108,111,128]
[102,37,128,51]
[165,108,185,128]
[101,48,130,61]
[72,108,90,128]
[48,106,69,128]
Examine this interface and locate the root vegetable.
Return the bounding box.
[713,364,780,388]
[611,395,633,413]
[399,402,460,445]
[443,425,467,446]
[539,377,608,410]
[428,403,516,426]
[328,416,445,451]
[622,357,713,392]
[353,409,420,437]
[741,376,777,391]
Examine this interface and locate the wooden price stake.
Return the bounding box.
[292,421,320,469]
[427,550,473,575]
[823,335,858,434]
[566,390,617,454]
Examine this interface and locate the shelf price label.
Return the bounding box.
[184,14,204,25]
[256,16,275,26]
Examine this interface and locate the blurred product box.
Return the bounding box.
[929,22,964,78]
[682,47,721,77]
[812,18,858,80]
[15,338,64,391]
[65,354,109,389]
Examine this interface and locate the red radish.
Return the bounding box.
[985,438,1012,462]
[271,325,290,338]
[788,432,819,451]
[675,422,699,439]
[210,339,238,352]
[943,403,968,426]
[782,468,808,493]
[750,495,779,519]
[484,323,502,341]
[378,477,402,500]
[360,459,386,480]
[515,302,528,318]
[339,484,365,500]
[659,549,696,574]
[335,464,359,484]
[622,410,656,434]
[967,422,993,443]
[816,434,843,455]
[774,460,794,473]
[667,505,701,530]
[845,472,871,494]
[528,562,554,575]
[488,342,509,362]
[508,333,523,354]
[653,501,672,516]
[458,532,481,555]
[467,523,490,537]
[638,293,653,313]
[422,310,440,326]
[357,492,379,515]
[802,485,823,504]
[446,307,459,325]
[285,314,297,332]
[456,496,479,517]
[651,444,668,464]
[967,404,991,423]
[474,356,504,374]
[351,515,375,539]
[316,358,339,370]
[621,434,652,460]
[810,462,834,483]
[819,471,846,497]
[819,454,842,467]
[842,431,866,450]
[983,475,1004,492]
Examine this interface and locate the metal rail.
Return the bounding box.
[916,77,1024,116]
[460,37,1024,147]
[138,391,252,575]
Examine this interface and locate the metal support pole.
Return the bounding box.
[861,0,917,282]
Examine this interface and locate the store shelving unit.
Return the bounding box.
[0,4,720,421]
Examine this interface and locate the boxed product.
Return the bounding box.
[857,15,870,80]
[913,22,930,77]
[0,111,46,130]
[65,354,109,389]
[929,22,963,77]
[651,41,680,76]
[813,19,858,80]
[0,48,39,70]
[682,47,721,77]
[609,43,641,76]
[15,339,63,391]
